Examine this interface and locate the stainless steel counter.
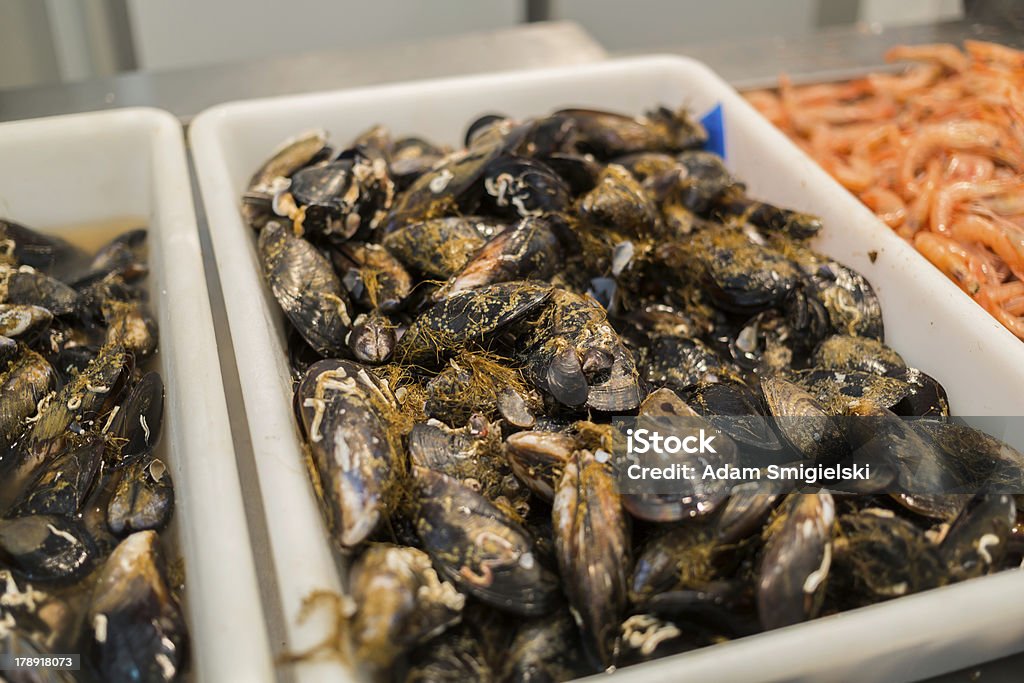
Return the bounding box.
[628,18,1024,89]
[0,21,606,123]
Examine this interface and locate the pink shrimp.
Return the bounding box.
[850,123,901,159]
[790,79,873,105]
[987,281,1024,304]
[801,99,897,126]
[965,40,1024,70]
[860,187,907,228]
[914,232,982,295]
[945,153,995,182]
[778,73,810,133]
[960,241,1007,287]
[869,63,942,98]
[978,293,1024,340]
[886,43,969,73]
[903,160,943,235]
[950,213,1024,282]
[980,190,1024,216]
[825,154,875,193]
[748,40,1024,343]
[901,121,1019,189]
[930,179,1019,234]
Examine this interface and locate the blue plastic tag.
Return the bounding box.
[700,104,726,159]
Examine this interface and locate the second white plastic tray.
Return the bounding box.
[0,108,274,683]
[189,57,1024,683]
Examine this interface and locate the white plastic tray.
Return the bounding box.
[189,57,1024,683]
[0,109,274,683]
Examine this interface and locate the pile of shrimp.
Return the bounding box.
[746,41,1024,340]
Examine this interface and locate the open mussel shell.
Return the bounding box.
[0,514,97,582]
[414,466,559,616]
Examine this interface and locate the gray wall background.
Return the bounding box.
[0,0,966,90]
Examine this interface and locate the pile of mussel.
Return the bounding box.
[0,219,185,682]
[245,105,1024,680]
